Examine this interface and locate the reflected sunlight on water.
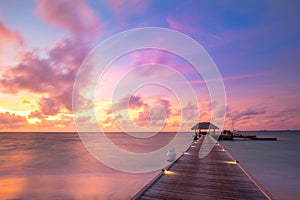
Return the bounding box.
[0,132,184,199]
[0,177,26,199]
[1,131,299,199]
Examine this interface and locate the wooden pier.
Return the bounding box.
[132,136,271,200]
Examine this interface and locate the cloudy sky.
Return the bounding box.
[0,0,299,132]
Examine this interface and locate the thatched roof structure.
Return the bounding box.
[191,122,219,130]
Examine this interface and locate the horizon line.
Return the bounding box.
[0,130,299,133]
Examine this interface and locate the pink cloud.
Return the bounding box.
[166,18,180,30]
[112,95,132,111]
[113,94,147,111]
[155,98,171,117]
[133,108,151,127]
[229,108,265,121]
[130,98,171,127]
[189,71,273,86]
[110,94,176,128]
[39,97,60,115]
[182,102,199,121]
[35,0,102,37]
[0,20,24,46]
[75,115,91,124]
[131,50,172,66]
[222,71,272,82]
[0,36,91,114]
[111,94,151,127]
[129,50,195,78]
[0,112,28,129]
[1,53,57,93]
[29,110,43,119]
[166,17,200,36]
[129,95,146,109]
[105,0,145,11]
[104,0,148,21]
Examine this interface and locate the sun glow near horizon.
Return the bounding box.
[0,1,299,132]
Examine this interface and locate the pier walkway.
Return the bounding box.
[132,136,271,200]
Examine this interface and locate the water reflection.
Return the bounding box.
[0,133,157,199]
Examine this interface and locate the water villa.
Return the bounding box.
[190,121,277,141]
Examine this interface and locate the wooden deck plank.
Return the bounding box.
[132,135,271,200]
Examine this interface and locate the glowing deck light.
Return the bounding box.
[224,160,238,165]
[191,145,196,148]
[183,152,190,155]
[163,169,174,175]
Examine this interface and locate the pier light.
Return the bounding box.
[224,160,238,165]
[163,169,174,175]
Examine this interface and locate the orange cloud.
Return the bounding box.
[0,110,76,132]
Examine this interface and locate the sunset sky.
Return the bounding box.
[0,0,299,132]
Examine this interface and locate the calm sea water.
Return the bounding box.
[0,131,299,199]
[220,131,300,200]
[0,132,188,200]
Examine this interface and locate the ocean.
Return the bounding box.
[219,131,300,200]
[0,131,299,199]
